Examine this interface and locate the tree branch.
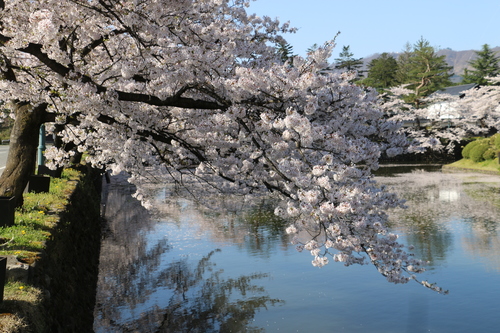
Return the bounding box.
[80,29,128,58]
[0,34,226,110]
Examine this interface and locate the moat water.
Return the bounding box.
[93,168,500,332]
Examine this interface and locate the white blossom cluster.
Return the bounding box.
[0,0,443,292]
[380,81,500,155]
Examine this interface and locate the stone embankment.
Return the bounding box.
[0,167,102,332]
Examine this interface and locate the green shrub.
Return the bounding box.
[462,139,483,159]
[483,148,497,161]
[461,134,500,161]
[470,142,490,162]
[493,133,500,149]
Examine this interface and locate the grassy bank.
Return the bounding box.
[443,158,500,174]
[0,169,82,332]
[0,169,80,263]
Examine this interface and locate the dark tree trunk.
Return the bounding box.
[0,102,47,208]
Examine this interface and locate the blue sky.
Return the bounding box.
[248,0,500,59]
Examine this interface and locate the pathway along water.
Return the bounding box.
[94,169,500,332]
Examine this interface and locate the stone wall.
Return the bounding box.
[36,167,102,332]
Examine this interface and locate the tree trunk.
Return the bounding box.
[0,102,46,208]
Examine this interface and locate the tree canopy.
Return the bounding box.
[397,38,452,107]
[361,53,399,90]
[361,39,452,101]
[334,45,363,73]
[380,75,500,157]
[462,44,500,85]
[0,0,444,292]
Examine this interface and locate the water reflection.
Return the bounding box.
[383,179,454,267]
[94,171,500,332]
[460,184,500,270]
[372,164,442,176]
[95,177,171,331]
[94,176,283,332]
[156,250,283,333]
[377,169,500,271]
[233,202,290,257]
[156,195,291,258]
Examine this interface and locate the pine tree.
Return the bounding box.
[361,53,398,90]
[306,43,319,55]
[462,44,500,85]
[334,45,363,72]
[276,42,295,64]
[397,38,452,107]
[394,43,413,84]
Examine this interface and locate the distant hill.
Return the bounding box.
[360,47,500,82]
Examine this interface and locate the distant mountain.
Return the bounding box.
[360,47,500,82]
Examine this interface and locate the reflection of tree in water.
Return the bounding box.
[380,174,454,267]
[460,184,500,271]
[95,177,172,331]
[393,188,453,268]
[461,221,500,271]
[95,177,283,332]
[236,200,290,257]
[462,183,500,234]
[404,226,453,268]
[157,195,290,258]
[156,250,283,333]
[99,248,283,332]
[378,171,500,270]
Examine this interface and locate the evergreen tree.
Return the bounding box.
[397,38,452,107]
[361,53,398,90]
[306,43,319,55]
[462,44,500,85]
[394,43,413,84]
[334,45,363,72]
[276,42,295,64]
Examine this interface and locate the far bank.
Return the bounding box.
[442,158,500,175]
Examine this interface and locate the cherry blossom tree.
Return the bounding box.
[0,0,444,292]
[381,79,500,158]
[379,86,463,155]
[455,77,500,131]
